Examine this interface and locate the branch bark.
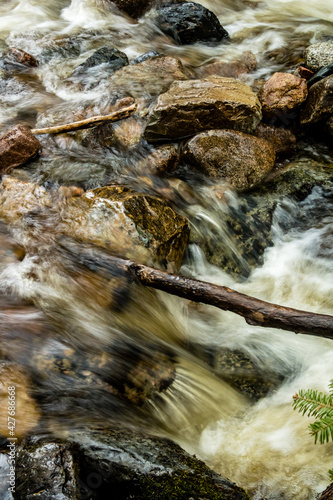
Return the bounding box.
[31,103,137,135]
[59,237,333,340]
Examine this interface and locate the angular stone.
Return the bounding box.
[156,1,229,45]
[0,125,41,175]
[259,72,308,119]
[255,123,296,154]
[109,0,153,18]
[144,76,262,141]
[183,129,275,191]
[304,41,333,72]
[73,46,128,75]
[300,75,333,126]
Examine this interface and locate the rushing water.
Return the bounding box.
[0,0,333,499]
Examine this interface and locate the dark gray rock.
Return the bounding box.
[156,1,229,46]
[73,46,128,75]
[130,50,160,65]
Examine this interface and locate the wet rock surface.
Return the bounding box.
[3,47,39,69]
[259,72,308,120]
[156,1,229,46]
[300,75,333,126]
[144,76,262,141]
[10,430,250,500]
[183,129,276,191]
[0,125,41,175]
[195,51,257,79]
[304,40,333,72]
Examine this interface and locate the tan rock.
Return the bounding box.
[259,72,308,119]
[139,144,180,174]
[65,186,190,271]
[255,123,296,154]
[0,362,40,438]
[0,125,41,175]
[144,76,262,141]
[300,75,333,126]
[183,129,276,191]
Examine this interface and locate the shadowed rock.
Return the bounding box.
[300,75,333,126]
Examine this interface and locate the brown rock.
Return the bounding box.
[255,123,296,154]
[5,47,39,67]
[195,51,257,79]
[0,125,41,175]
[144,76,262,142]
[259,72,308,119]
[300,75,333,126]
[183,129,276,191]
[108,0,153,18]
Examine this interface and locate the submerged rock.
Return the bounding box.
[110,54,188,97]
[195,51,257,79]
[156,1,229,46]
[184,129,275,191]
[259,72,308,120]
[144,76,262,141]
[0,125,41,175]
[72,46,128,76]
[300,75,333,126]
[304,40,333,72]
[13,430,250,500]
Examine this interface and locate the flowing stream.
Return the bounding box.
[0,1,333,499]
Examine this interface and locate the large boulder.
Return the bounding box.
[11,430,250,499]
[300,75,333,126]
[183,129,275,191]
[155,1,229,45]
[259,72,308,120]
[304,40,333,72]
[144,76,262,141]
[0,125,41,175]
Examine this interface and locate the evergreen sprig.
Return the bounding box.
[293,381,333,444]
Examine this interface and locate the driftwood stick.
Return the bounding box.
[59,237,333,340]
[31,103,137,135]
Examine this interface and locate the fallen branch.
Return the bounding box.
[59,237,333,340]
[31,103,137,135]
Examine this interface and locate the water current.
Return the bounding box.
[0,0,333,498]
